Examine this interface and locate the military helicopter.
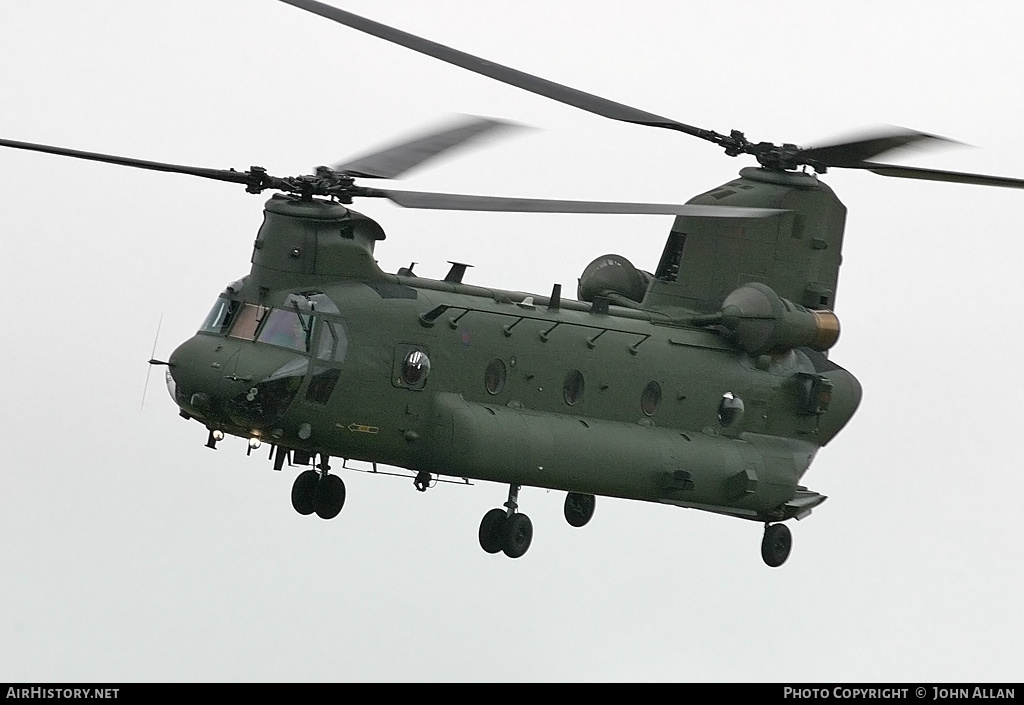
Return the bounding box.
[4,0,1024,568]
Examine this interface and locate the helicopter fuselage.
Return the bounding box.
[8,0,1022,567]
[167,185,861,525]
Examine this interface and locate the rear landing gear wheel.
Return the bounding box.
[314,474,346,520]
[564,492,596,527]
[478,484,534,559]
[291,470,319,516]
[503,513,533,559]
[478,508,507,554]
[761,523,792,567]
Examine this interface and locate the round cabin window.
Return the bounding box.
[641,381,662,416]
[718,392,744,427]
[563,370,585,406]
[484,359,507,395]
[402,350,431,386]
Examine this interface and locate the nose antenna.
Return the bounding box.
[141,314,170,410]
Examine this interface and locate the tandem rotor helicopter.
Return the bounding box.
[4,0,1024,567]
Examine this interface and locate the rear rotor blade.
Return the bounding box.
[277,0,722,143]
[797,127,958,169]
[331,115,523,179]
[851,161,1024,190]
[279,1,1024,181]
[365,188,785,218]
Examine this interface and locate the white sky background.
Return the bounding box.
[1,0,1022,682]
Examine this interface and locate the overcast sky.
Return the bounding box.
[1,0,1022,682]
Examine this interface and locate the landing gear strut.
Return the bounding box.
[290,455,346,520]
[478,484,533,559]
[761,522,792,567]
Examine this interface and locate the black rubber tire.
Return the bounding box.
[564,492,596,528]
[291,470,319,516]
[761,523,792,568]
[478,508,507,554]
[502,513,533,559]
[314,474,346,520]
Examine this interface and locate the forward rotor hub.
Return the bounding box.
[244,165,360,201]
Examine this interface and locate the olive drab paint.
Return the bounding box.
[165,180,861,565]
[8,0,1021,566]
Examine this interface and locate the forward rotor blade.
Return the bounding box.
[331,115,523,179]
[851,161,1024,190]
[365,188,785,218]
[277,0,719,142]
[797,127,958,168]
[0,137,255,186]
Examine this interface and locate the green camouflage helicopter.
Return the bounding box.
[4,0,1024,567]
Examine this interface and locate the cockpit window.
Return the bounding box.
[228,304,268,341]
[257,308,312,352]
[316,320,335,360]
[315,319,349,363]
[200,296,241,335]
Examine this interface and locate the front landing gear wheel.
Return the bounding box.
[564,492,596,527]
[503,513,533,559]
[761,523,792,567]
[291,470,319,516]
[314,474,346,520]
[478,508,507,554]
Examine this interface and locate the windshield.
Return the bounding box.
[204,291,327,353]
[256,308,313,352]
[200,296,241,335]
[227,303,268,340]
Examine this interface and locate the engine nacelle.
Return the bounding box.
[719,282,840,356]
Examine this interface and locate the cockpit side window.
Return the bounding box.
[314,319,349,362]
[330,322,349,362]
[316,319,336,360]
[228,304,268,341]
[200,297,241,335]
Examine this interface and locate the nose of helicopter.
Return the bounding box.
[167,334,308,431]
